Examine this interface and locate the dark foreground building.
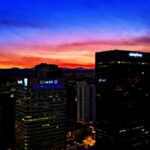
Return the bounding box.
[0,78,15,150]
[96,50,150,149]
[0,93,15,150]
[15,64,66,150]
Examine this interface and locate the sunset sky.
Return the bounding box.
[0,0,150,68]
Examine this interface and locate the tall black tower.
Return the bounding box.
[95,50,150,149]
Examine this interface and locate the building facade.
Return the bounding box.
[77,82,95,123]
[96,50,150,149]
[15,64,66,150]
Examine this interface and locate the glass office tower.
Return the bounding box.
[96,50,150,149]
[15,64,66,150]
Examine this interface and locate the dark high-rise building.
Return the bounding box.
[35,63,63,78]
[66,82,77,122]
[0,78,15,150]
[96,50,150,149]
[15,64,66,150]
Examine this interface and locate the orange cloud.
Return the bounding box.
[0,54,94,69]
[0,37,150,69]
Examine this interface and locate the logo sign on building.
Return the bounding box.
[129,52,143,58]
[32,79,64,89]
[17,80,23,85]
[40,80,58,85]
[99,79,107,83]
[17,78,28,86]
[24,78,28,86]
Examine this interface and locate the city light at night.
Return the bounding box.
[0,0,150,150]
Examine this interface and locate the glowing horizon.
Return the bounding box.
[0,0,150,69]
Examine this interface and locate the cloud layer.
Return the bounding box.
[0,36,149,69]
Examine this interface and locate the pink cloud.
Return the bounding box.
[0,36,150,69]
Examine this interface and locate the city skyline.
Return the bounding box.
[0,0,150,69]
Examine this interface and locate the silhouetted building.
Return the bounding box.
[15,65,66,150]
[0,78,15,150]
[35,63,63,78]
[66,82,77,122]
[77,82,96,123]
[96,50,150,149]
[64,68,95,125]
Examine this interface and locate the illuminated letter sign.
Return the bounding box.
[99,79,107,83]
[17,80,23,84]
[129,53,143,58]
[40,80,58,85]
[24,78,28,86]
[54,80,58,84]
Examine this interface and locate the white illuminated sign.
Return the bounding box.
[129,52,143,58]
[99,79,107,83]
[40,80,58,85]
[24,78,28,86]
[17,80,23,84]
[17,78,28,86]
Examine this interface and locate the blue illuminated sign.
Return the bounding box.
[32,84,64,89]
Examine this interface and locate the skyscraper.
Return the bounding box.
[0,78,15,150]
[96,50,150,149]
[77,82,96,123]
[15,64,66,150]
